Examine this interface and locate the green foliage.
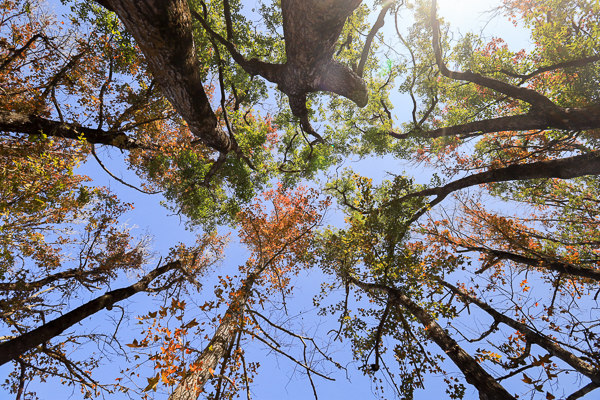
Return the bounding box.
[316,172,465,398]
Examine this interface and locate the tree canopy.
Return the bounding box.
[1,0,600,399]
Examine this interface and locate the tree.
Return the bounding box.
[2,0,600,399]
[0,2,227,394]
[0,113,225,396]
[318,173,515,399]
[0,0,279,229]
[321,0,600,398]
[318,172,600,399]
[119,186,331,400]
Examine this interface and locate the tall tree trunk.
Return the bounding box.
[439,279,600,385]
[346,275,516,400]
[99,0,235,153]
[98,0,368,151]
[168,268,260,400]
[0,261,181,366]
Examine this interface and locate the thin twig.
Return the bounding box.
[90,145,161,194]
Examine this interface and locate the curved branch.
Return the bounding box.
[430,0,556,109]
[389,113,547,140]
[404,151,600,202]
[356,0,395,78]
[0,110,151,150]
[566,382,600,400]
[190,9,282,84]
[41,51,87,99]
[90,145,161,194]
[439,279,600,385]
[420,0,600,144]
[500,55,600,82]
[391,105,600,140]
[0,267,113,292]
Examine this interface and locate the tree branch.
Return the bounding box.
[430,0,556,109]
[357,0,395,78]
[389,113,547,140]
[466,245,600,282]
[0,110,151,150]
[90,144,161,194]
[566,381,600,400]
[190,9,282,83]
[0,267,116,292]
[499,55,600,83]
[403,151,600,203]
[344,274,516,400]
[0,34,45,73]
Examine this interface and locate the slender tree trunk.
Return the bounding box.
[0,261,181,366]
[347,275,516,400]
[168,268,260,400]
[439,279,600,385]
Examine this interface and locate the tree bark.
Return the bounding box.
[0,261,181,366]
[279,0,367,103]
[191,0,368,119]
[100,0,236,154]
[99,0,369,146]
[403,151,600,202]
[566,381,600,400]
[392,106,600,140]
